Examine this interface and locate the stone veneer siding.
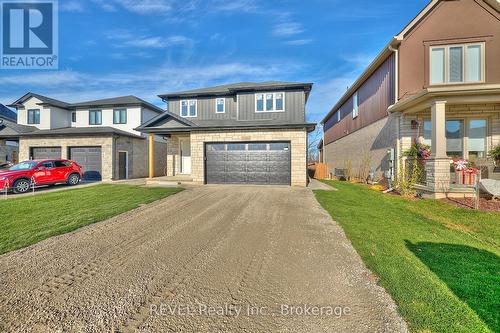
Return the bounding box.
[19,135,167,180]
[165,129,308,186]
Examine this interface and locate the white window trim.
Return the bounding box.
[352,91,359,119]
[255,92,286,113]
[215,98,225,113]
[180,99,197,118]
[429,42,485,86]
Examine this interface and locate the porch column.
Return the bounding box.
[148,133,155,179]
[426,101,450,194]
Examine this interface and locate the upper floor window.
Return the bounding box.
[181,100,197,117]
[71,112,76,123]
[430,43,484,85]
[113,108,127,124]
[216,98,225,113]
[27,109,40,124]
[255,92,285,112]
[352,92,359,119]
[336,111,340,122]
[89,110,102,125]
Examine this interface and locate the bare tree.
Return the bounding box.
[307,124,323,163]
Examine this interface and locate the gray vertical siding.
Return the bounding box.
[237,90,305,123]
[167,90,306,125]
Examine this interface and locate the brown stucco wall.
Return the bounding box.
[398,0,500,100]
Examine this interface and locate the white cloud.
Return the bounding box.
[306,77,357,122]
[112,0,173,15]
[272,22,304,37]
[283,39,313,46]
[0,61,303,106]
[212,0,258,12]
[106,30,193,49]
[60,1,85,12]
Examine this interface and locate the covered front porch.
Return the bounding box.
[392,86,500,198]
[147,132,192,180]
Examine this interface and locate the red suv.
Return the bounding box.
[0,159,83,194]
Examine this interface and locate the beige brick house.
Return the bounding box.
[320,0,500,198]
[138,82,315,186]
[3,93,167,180]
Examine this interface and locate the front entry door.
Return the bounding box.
[180,138,191,174]
[118,152,128,180]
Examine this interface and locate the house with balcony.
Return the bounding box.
[320,0,500,198]
[137,82,315,186]
[1,93,167,180]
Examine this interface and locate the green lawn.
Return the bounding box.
[314,181,500,333]
[0,184,182,255]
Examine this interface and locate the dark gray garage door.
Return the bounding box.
[205,142,291,185]
[31,147,61,160]
[69,147,102,180]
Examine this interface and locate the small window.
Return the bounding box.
[180,100,197,117]
[270,143,289,151]
[181,100,188,117]
[468,119,487,159]
[227,143,246,151]
[89,110,102,125]
[265,94,274,111]
[275,93,284,111]
[208,144,226,151]
[336,111,341,122]
[216,98,225,113]
[27,109,40,124]
[256,94,264,112]
[466,45,482,82]
[352,92,359,118]
[113,109,127,124]
[449,46,463,83]
[248,143,267,151]
[71,112,76,123]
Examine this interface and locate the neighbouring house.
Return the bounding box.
[0,104,23,163]
[137,82,315,186]
[3,93,167,180]
[321,0,500,198]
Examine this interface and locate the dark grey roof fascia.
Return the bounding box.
[139,122,316,133]
[19,127,145,139]
[9,92,71,109]
[70,96,165,114]
[135,110,197,131]
[159,82,313,99]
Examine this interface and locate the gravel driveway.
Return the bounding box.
[0,185,407,332]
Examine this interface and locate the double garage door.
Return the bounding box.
[31,147,102,181]
[205,142,291,185]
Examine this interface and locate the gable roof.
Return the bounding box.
[0,104,17,121]
[159,81,313,100]
[0,117,37,138]
[136,110,197,131]
[9,92,71,109]
[320,0,499,124]
[8,93,165,114]
[19,126,145,139]
[70,96,164,113]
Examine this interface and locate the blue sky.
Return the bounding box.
[0,0,429,122]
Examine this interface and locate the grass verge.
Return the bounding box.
[314,180,499,333]
[0,184,182,255]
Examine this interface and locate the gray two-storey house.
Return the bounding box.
[138,82,315,186]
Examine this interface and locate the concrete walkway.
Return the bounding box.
[0,185,406,332]
[308,178,338,191]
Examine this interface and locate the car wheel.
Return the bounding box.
[13,179,31,194]
[67,174,81,186]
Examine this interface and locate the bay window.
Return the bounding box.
[430,43,484,85]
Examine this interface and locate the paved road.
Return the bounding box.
[0,185,407,332]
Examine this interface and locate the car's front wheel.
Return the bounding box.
[13,179,31,194]
[67,173,81,186]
